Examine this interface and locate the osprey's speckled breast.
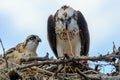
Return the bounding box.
[56,27,79,41]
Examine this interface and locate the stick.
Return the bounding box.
[0,38,8,68]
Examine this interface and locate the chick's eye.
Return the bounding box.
[30,37,36,40]
[30,37,34,40]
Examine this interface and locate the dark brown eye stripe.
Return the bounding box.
[28,35,36,40]
[61,5,69,10]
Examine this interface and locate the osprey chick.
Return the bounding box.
[5,35,41,64]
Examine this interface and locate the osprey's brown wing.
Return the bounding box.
[76,11,90,56]
[47,15,58,58]
[5,42,24,59]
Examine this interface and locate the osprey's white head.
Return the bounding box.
[24,35,41,52]
[55,5,78,31]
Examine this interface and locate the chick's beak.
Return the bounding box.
[38,38,42,42]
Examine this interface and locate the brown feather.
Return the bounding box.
[47,15,58,58]
[15,42,25,53]
[75,11,90,56]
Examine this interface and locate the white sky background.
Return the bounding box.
[0,0,120,73]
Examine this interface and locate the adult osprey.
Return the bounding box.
[47,5,90,65]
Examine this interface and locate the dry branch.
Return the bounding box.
[0,38,8,68]
[20,47,120,65]
[20,52,49,64]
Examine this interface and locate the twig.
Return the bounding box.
[54,64,64,76]
[113,42,116,53]
[34,67,54,76]
[0,38,8,68]
[20,53,50,63]
[95,64,100,71]
[77,70,89,80]
[83,70,99,74]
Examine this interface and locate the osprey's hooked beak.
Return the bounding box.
[38,37,42,42]
[65,20,70,30]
